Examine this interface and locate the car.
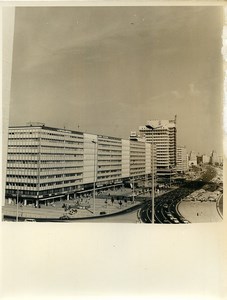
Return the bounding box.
[24,218,36,222]
[182,219,189,224]
[59,215,69,220]
[172,219,180,224]
[100,211,106,215]
[162,219,169,224]
[163,204,168,209]
[166,213,173,217]
[179,217,189,224]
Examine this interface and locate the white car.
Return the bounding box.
[173,218,180,224]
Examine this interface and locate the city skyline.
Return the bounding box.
[9,7,223,155]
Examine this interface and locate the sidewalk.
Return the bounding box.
[178,200,222,223]
[2,197,141,221]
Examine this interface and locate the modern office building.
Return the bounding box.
[176,146,188,173]
[5,124,156,206]
[138,117,177,178]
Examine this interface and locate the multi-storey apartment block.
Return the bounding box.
[5,125,156,206]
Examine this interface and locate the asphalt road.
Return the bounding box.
[139,166,222,224]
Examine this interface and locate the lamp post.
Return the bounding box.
[131,160,136,204]
[132,175,135,203]
[145,124,162,224]
[16,189,19,222]
[92,140,97,215]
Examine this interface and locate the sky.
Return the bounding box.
[9,6,224,155]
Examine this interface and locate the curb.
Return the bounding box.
[3,202,143,222]
[216,194,223,219]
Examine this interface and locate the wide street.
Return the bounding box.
[139,165,223,224]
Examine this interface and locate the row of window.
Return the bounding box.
[41,132,83,139]
[41,145,83,149]
[8,152,83,157]
[7,182,37,187]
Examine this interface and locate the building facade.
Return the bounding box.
[197,154,210,165]
[138,118,177,178]
[188,151,198,167]
[176,146,188,173]
[210,150,219,165]
[5,125,156,205]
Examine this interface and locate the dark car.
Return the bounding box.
[59,215,69,220]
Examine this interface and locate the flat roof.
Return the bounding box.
[9,124,153,145]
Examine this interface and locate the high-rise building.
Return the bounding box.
[138,117,177,178]
[210,150,219,165]
[197,154,210,165]
[218,155,223,165]
[4,125,156,206]
[176,146,188,173]
[188,151,197,167]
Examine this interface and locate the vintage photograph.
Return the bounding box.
[2,6,224,224]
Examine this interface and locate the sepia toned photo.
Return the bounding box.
[2,6,224,224]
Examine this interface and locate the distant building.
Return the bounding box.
[202,154,210,164]
[188,151,197,167]
[197,155,203,165]
[210,150,219,165]
[138,117,177,178]
[176,146,188,173]
[4,125,156,206]
[218,155,223,165]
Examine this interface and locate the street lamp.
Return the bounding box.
[130,160,136,204]
[16,189,19,222]
[145,124,162,224]
[92,140,97,215]
[132,175,135,203]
